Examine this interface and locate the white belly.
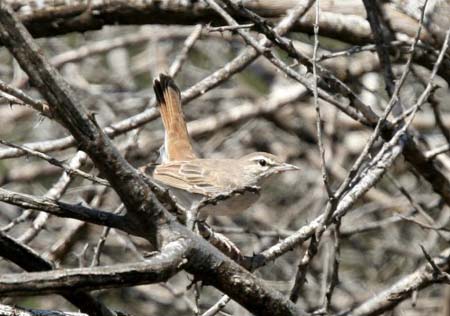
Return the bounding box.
[200,190,261,216]
[168,187,260,217]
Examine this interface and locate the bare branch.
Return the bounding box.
[0,187,126,231]
[0,240,188,296]
[0,304,87,316]
[0,231,114,316]
[342,247,450,316]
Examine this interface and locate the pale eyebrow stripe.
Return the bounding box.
[250,156,274,164]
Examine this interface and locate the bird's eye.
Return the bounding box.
[258,159,267,167]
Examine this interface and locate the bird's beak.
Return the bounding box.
[276,163,301,173]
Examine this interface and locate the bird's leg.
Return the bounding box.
[189,204,242,259]
[186,201,200,231]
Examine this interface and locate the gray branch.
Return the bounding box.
[0,239,188,297]
[340,247,450,316]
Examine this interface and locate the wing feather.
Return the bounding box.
[154,161,227,197]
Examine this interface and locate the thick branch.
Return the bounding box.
[0,304,87,316]
[0,5,308,315]
[0,187,126,231]
[0,240,188,296]
[0,1,165,245]
[362,0,396,97]
[3,1,449,83]
[0,232,114,316]
[8,0,428,46]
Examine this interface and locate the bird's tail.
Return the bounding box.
[153,74,197,161]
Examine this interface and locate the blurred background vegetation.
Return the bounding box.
[1,1,450,315]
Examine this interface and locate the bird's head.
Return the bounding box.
[239,152,300,185]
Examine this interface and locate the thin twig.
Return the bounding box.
[207,23,254,33]
[311,0,333,199]
[400,215,450,232]
[324,221,341,312]
[206,0,370,125]
[0,139,110,187]
[219,0,378,125]
[333,0,431,202]
[202,295,231,316]
[317,40,432,62]
[289,235,319,302]
[169,24,203,77]
[420,246,450,283]
[91,204,125,267]
[386,172,436,222]
[392,28,450,124]
[425,143,450,160]
[430,94,450,144]
[0,79,51,117]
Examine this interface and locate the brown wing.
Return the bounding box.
[153,74,197,161]
[153,161,228,197]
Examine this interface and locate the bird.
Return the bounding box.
[143,74,300,218]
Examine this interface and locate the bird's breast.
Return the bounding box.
[199,190,261,216]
